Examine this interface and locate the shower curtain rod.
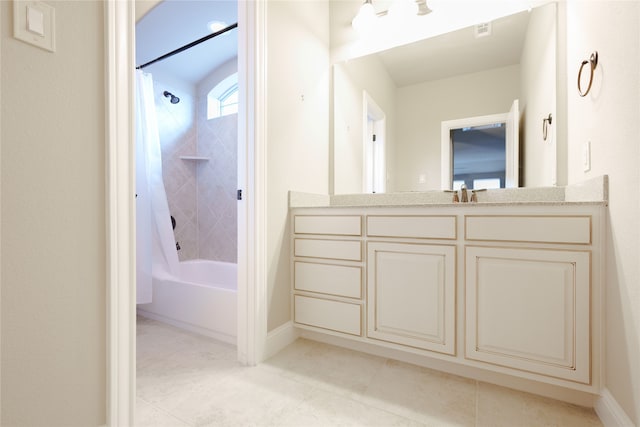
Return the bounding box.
[136,22,238,70]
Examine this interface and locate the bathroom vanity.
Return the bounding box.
[289,178,607,395]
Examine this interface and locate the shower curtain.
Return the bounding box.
[135,70,180,304]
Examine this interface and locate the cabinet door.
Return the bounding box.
[465,246,590,384]
[367,242,456,355]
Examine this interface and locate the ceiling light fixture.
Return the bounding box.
[352,0,431,35]
[416,0,432,15]
[388,0,419,19]
[207,20,227,33]
[351,0,377,36]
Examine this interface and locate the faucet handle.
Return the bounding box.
[443,189,459,203]
[470,188,487,203]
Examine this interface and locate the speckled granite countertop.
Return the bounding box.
[289,176,608,208]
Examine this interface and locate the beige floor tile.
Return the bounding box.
[263,338,387,399]
[136,317,242,405]
[477,382,603,427]
[136,398,191,427]
[136,318,605,427]
[269,386,427,427]
[160,366,315,426]
[358,359,476,426]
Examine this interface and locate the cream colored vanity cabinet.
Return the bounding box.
[464,207,604,386]
[365,215,458,355]
[290,202,605,393]
[292,213,364,336]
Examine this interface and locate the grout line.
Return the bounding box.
[137,397,194,427]
[475,380,479,427]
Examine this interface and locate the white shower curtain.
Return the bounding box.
[135,70,180,304]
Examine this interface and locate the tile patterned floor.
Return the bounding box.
[136,317,603,427]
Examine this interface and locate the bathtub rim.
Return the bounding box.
[153,258,238,291]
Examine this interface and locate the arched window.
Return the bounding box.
[207,73,238,119]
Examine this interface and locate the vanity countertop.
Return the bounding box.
[289,176,608,208]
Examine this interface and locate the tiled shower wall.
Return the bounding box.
[154,79,198,261]
[196,105,238,263]
[154,76,237,263]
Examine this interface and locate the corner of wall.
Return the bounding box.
[264,321,299,360]
[595,389,635,427]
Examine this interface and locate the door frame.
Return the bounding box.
[104,1,267,425]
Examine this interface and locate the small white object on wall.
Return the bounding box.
[27,5,44,36]
[13,1,56,52]
[583,141,591,172]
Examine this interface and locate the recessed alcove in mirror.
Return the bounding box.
[332,2,558,194]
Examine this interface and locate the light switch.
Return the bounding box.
[27,5,44,36]
[13,1,56,52]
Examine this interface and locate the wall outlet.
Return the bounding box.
[418,174,426,184]
[582,141,591,172]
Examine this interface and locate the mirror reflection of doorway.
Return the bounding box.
[441,99,519,190]
[451,123,505,190]
[363,92,386,194]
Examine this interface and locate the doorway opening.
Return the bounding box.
[363,92,386,193]
[451,123,506,190]
[441,99,519,190]
[133,0,244,410]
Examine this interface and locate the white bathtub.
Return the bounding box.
[137,259,237,344]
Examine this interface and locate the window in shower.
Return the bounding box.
[207,72,239,119]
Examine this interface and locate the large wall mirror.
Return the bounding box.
[332,2,558,194]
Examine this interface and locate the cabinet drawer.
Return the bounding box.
[465,215,591,244]
[294,238,362,261]
[294,295,362,336]
[294,262,361,298]
[294,215,362,236]
[367,215,456,239]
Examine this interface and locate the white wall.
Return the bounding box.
[197,57,237,96]
[333,53,397,194]
[565,1,640,424]
[395,65,520,190]
[266,1,330,331]
[520,3,557,187]
[0,2,106,425]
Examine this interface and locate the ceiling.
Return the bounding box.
[135,0,238,86]
[331,1,530,87]
[376,11,529,87]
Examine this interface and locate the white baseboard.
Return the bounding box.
[264,321,299,360]
[595,388,635,427]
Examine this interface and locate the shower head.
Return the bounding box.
[163,91,180,104]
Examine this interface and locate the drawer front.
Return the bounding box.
[294,238,362,261]
[294,295,362,336]
[294,215,362,236]
[367,215,456,239]
[465,215,591,244]
[294,262,362,299]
